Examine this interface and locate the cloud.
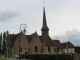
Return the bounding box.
[53,29,80,46]
[0,11,18,21]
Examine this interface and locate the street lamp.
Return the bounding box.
[19,23,27,60]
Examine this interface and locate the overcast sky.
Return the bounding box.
[0,0,80,46]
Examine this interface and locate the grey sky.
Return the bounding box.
[53,29,80,46]
[0,0,80,46]
[0,11,18,21]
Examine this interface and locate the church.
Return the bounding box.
[5,6,75,58]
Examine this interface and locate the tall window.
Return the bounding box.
[35,46,38,52]
[19,47,22,52]
[48,46,50,52]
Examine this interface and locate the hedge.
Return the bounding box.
[20,54,72,60]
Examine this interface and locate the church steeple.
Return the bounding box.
[41,6,49,37]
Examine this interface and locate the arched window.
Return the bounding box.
[19,47,22,52]
[48,46,50,52]
[35,46,38,52]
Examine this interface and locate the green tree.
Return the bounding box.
[6,31,9,47]
[75,46,80,53]
[6,31,9,36]
[0,33,2,53]
[2,32,6,55]
[2,31,9,55]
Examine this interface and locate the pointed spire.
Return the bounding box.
[41,3,49,37]
[42,1,47,27]
[43,6,47,27]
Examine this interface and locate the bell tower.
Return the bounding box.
[41,6,49,37]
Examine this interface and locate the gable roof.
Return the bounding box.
[8,32,35,47]
[43,34,54,46]
[9,33,19,47]
[52,40,63,48]
[61,41,75,48]
[39,36,44,43]
[25,33,35,43]
[8,32,75,48]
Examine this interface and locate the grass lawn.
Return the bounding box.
[0,58,7,60]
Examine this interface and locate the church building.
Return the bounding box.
[5,6,75,58]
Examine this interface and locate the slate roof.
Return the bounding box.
[43,35,54,46]
[61,41,75,48]
[39,36,44,43]
[8,32,35,47]
[7,33,75,48]
[52,40,63,48]
[9,33,19,47]
[25,33,35,43]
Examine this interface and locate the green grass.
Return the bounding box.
[0,58,7,60]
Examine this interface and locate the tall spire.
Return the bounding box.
[41,3,49,37]
[43,6,47,27]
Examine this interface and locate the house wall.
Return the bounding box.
[58,49,62,54]
[62,48,74,54]
[70,48,74,53]
[51,46,55,54]
[6,48,12,58]
[54,47,57,54]
[12,32,30,57]
[30,32,42,54]
[43,46,55,54]
[62,48,66,53]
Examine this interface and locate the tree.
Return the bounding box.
[6,31,9,46]
[2,32,6,55]
[6,31,9,37]
[74,46,80,53]
[0,33,2,53]
[1,31,9,55]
